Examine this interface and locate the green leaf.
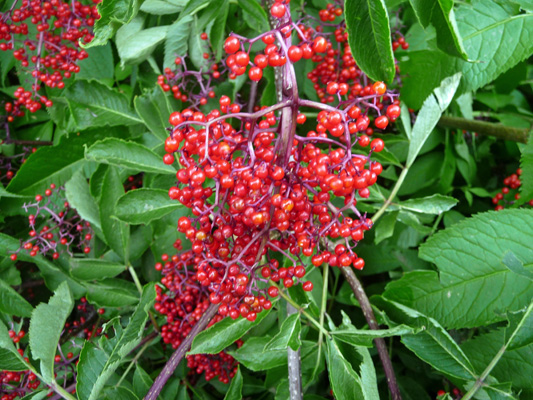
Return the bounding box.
[224,366,243,400]
[86,138,175,175]
[209,1,229,62]
[376,298,477,380]
[6,132,103,195]
[102,387,140,400]
[178,0,211,19]
[190,308,272,354]
[117,21,169,65]
[519,133,533,204]
[392,194,458,214]
[384,210,533,328]
[76,43,114,84]
[408,0,468,59]
[344,0,395,83]
[29,282,74,383]
[331,324,417,347]
[99,167,130,261]
[407,73,461,167]
[115,188,182,225]
[462,329,533,393]
[401,1,533,108]
[374,210,398,244]
[502,251,533,281]
[164,15,193,69]
[85,279,139,307]
[64,80,142,128]
[76,284,155,400]
[326,337,379,400]
[65,170,102,232]
[188,15,210,70]
[505,301,533,351]
[140,0,185,15]
[70,259,126,281]
[134,86,174,141]
[0,278,33,318]
[264,313,301,351]
[84,0,141,48]
[132,365,153,398]
[0,320,28,371]
[237,0,269,33]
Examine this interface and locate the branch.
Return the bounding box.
[438,115,531,143]
[3,140,54,146]
[340,267,402,400]
[144,303,218,400]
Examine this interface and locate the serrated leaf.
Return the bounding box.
[237,0,269,33]
[345,0,395,83]
[0,233,86,297]
[133,365,153,398]
[99,167,129,261]
[384,210,533,328]
[70,259,126,281]
[115,188,182,225]
[164,15,193,69]
[117,23,169,65]
[407,73,461,167]
[83,0,141,48]
[76,43,114,84]
[189,308,272,354]
[86,138,175,175]
[64,80,142,128]
[76,284,155,400]
[462,329,533,393]
[504,301,533,351]
[6,132,104,195]
[502,251,533,281]
[65,170,102,232]
[264,313,301,351]
[391,194,458,214]
[408,0,468,59]
[401,1,533,108]
[140,0,186,15]
[0,278,33,317]
[224,366,243,400]
[326,337,379,400]
[29,282,74,383]
[85,279,139,307]
[375,298,477,380]
[331,324,417,347]
[0,320,28,371]
[134,86,174,141]
[188,15,210,71]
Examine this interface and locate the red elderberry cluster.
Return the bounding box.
[159,0,399,321]
[0,0,100,120]
[9,184,93,261]
[492,168,533,210]
[154,247,240,383]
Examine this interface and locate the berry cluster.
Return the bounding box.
[1,346,39,400]
[154,248,240,383]
[0,0,100,120]
[10,184,93,261]
[158,0,399,320]
[492,168,533,210]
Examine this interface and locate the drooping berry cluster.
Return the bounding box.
[154,247,240,383]
[492,168,533,210]
[0,339,40,400]
[0,0,100,120]
[10,184,93,261]
[159,0,399,321]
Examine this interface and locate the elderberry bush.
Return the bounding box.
[1,1,533,400]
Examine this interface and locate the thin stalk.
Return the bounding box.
[116,338,154,387]
[340,267,402,400]
[371,168,409,223]
[128,266,159,332]
[144,303,218,400]
[437,115,531,143]
[461,345,507,400]
[273,282,330,338]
